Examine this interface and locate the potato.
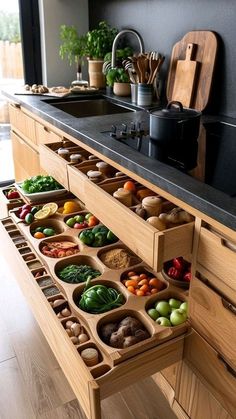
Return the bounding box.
[109,331,124,348]
[146,216,166,230]
[100,323,118,343]
[123,335,139,348]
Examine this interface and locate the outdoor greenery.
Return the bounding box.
[0,11,21,42]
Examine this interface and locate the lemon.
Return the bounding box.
[42,202,58,215]
[34,207,51,220]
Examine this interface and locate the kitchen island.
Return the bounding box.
[1,89,236,419]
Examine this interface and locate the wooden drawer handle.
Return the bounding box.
[222,298,236,316]
[221,238,236,252]
[217,354,236,379]
[197,272,236,314]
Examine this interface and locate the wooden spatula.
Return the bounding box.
[172,43,198,108]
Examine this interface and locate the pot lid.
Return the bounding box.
[150,101,201,119]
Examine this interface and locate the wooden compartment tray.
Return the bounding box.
[189,275,236,370]
[39,140,93,189]
[0,184,24,219]
[0,215,186,419]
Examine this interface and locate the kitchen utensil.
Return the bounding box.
[147,56,165,84]
[137,55,148,83]
[171,43,198,108]
[149,101,201,170]
[167,31,218,111]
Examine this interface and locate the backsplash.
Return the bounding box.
[89,0,236,119]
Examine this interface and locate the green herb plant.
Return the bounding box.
[85,21,118,60]
[59,25,87,72]
[106,67,129,87]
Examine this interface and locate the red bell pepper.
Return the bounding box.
[167,266,182,280]
[172,257,184,271]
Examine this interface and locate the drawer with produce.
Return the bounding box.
[85,177,194,271]
[0,199,189,418]
[0,184,24,219]
[189,274,236,370]
[196,223,236,302]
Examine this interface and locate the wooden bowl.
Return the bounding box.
[162,261,190,289]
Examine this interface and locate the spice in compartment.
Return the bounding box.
[80,348,99,366]
[99,248,141,269]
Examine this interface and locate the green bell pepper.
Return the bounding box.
[79,230,94,245]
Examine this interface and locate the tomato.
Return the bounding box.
[138,278,148,286]
[88,215,99,227]
[149,278,160,288]
[123,180,136,193]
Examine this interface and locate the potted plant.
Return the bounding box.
[85,21,118,88]
[105,67,131,96]
[59,25,87,85]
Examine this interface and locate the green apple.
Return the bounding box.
[155,301,171,317]
[147,308,159,321]
[66,217,76,227]
[169,298,182,309]
[179,301,188,313]
[156,317,171,327]
[74,214,84,223]
[170,308,187,326]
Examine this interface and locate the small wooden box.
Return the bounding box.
[0,185,24,219]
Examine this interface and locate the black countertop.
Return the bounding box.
[3,89,236,231]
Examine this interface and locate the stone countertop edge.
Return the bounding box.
[3,89,236,232]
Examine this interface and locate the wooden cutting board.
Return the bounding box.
[166,31,218,111]
[171,43,198,108]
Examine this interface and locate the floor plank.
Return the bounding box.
[0,357,36,419]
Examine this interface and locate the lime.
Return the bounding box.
[43,228,55,236]
[25,213,34,224]
[34,207,51,220]
[42,202,58,215]
[66,217,76,227]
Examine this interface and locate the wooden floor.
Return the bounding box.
[0,253,177,419]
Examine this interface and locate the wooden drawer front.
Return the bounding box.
[84,180,156,267]
[154,222,194,272]
[189,276,236,369]
[39,144,69,189]
[197,226,236,293]
[11,131,40,181]
[9,103,36,144]
[36,121,63,145]
[176,361,233,419]
[67,164,88,204]
[184,330,236,417]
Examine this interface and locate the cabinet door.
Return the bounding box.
[11,130,41,181]
[176,361,233,419]
[9,103,37,144]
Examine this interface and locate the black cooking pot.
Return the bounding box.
[149,101,201,170]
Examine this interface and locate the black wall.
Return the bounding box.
[89,0,236,118]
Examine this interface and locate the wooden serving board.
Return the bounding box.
[167,31,218,111]
[172,43,198,108]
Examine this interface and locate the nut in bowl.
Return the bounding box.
[162,257,191,289]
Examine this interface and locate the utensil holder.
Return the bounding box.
[137,83,153,106]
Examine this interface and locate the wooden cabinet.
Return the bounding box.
[6,106,236,419]
[184,330,236,418]
[175,360,233,419]
[11,130,41,181]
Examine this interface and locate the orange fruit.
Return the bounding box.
[63,201,81,214]
[34,231,45,239]
[123,180,136,193]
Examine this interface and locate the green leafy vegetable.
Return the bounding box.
[78,278,124,314]
[21,175,63,194]
[58,264,101,284]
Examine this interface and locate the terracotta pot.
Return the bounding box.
[113,82,131,97]
[88,60,105,88]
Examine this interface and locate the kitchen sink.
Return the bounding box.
[43,95,136,118]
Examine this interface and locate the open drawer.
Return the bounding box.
[196,225,236,302]
[0,216,185,419]
[189,275,236,370]
[0,184,24,219]
[184,329,236,418]
[84,179,194,270]
[39,141,91,189]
